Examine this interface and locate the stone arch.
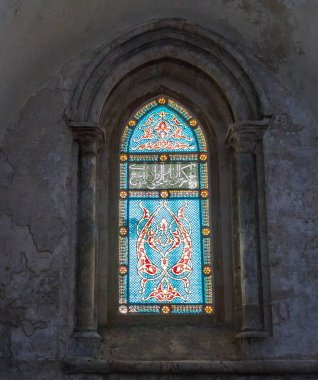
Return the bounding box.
[99,66,231,327]
[66,19,271,126]
[67,19,272,345]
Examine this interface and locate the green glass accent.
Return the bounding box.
[128,162,199,190]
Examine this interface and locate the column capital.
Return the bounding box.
[226,119,270,153]
[70,122,105,154]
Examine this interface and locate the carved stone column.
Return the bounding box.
[227,120,269,338]
[71,123,105,339]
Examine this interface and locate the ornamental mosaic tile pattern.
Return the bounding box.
[201,200,210,226]
[118,97,213,315]
[169,190,199,198]
[200,163,209,189]
[129,305,161,313]
[129,154,159,162]
[134,100,158,120]
[121,125,132,152]
[120,163,128,188]
[170,153,198,161]
[203,238,212,266]
[118,200,125,221]
[171,305,202,314]
[119,237,128,265]
[195,127,207,152]
[128,190,160,198]
[128,105,197,152]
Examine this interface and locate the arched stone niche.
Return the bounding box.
[66,19,272,360]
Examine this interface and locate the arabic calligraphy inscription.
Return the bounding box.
[129,163,199,190]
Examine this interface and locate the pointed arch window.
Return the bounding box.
[118,97,213,315]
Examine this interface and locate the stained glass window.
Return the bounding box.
[118,97,213,315]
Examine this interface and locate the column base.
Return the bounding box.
[72,330,101,341]
[236,330,268,339]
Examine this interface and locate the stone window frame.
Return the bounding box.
[66,19,272,350]
[104,92,219,327]
[112,95,216,321]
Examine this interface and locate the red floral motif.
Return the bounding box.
[141,116,155,139]
[154,120,171,139]
[136,140,191,151]
[147,279,183,302]
[171,116,187,139]
[132,109,194,151]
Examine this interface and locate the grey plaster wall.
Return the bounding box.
[0,1,317,379]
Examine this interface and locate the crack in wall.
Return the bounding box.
[25,224,53,255]
[0,147,14,188]
[21,319,47,337]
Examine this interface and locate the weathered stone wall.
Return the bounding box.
[0,1,317,379]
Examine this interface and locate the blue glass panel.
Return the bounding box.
[128,199,203,304]
[118,97,213,315]
[128,105,198,152]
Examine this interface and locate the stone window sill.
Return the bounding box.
[62,358,318,375]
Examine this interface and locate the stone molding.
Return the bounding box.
[62,358,318,375]
[66,19,271,124]
[69,121,105,340]
[226,120,269,153]
[70,122,105,154]
[226,119,271,338]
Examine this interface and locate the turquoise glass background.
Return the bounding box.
[128,105,198,153]
[118,97,213,314]
[128,199,203,304]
